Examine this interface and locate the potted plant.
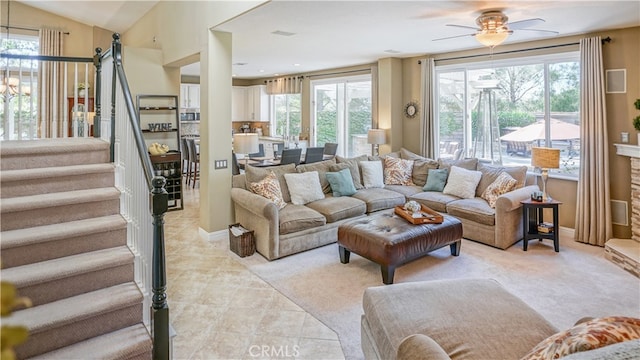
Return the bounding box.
[77,83,89,97]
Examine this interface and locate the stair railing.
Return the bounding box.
[97,33,169,360]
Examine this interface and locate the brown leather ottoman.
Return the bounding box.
[337,210,462,284]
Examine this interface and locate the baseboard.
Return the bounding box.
[559,226,574,240]
[198,227,227,241]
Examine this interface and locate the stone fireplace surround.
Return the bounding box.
[605,144,640,277]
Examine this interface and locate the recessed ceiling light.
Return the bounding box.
[274,73,279,76]
[259,70,265,73]
[233,62,248,66]
[384,49,401,54]
[272,30,296,37]
[293,63,300,67]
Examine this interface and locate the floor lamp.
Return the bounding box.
[233,133,259,169]
[367,129,386,156]
[531,147,560,202]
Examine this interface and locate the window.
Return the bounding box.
[271,93,301,141]
[435,52,580,177]
[311,75,372,157]
[1,34,39,140]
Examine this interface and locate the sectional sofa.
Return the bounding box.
[230,148,539,261]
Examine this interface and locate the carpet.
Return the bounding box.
[236,235,640,360]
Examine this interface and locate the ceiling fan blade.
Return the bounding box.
[446,24,479,31]
[509,18,545,30]
[432,33,476,41]
[516,28,560,35]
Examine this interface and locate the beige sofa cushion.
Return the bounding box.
[476,163,528,197]
[362,279,557,360]
[446,198,495,226]
[296,158,337,194]
[306,196,366,223]
[397,148,439,187]
[246,163,297,203]
[384,184,423,198]
[278,204,326,235]
[438,157,478,171]
[352,188,405,213]
[409,191,460,213]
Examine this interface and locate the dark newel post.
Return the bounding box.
[109,34,120,162]
[151,176,169,360]
[93,47,102,138]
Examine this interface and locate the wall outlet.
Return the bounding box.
[214,160,228,169]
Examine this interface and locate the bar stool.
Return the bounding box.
[186,139,199,188]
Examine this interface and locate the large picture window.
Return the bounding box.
[435,52,580,177]
[271,93,301,140]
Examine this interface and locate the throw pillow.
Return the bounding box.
[481,172,518,208]
[296,158,337,194]
[412,158,439,187]
[326,168,357,197]
[284,171,325,205]
[521,316,640,360]
[248,171,287,209]
[476,163,528,197]
[422,168,449,192]
[245,163,297,203]
[383,157,415,186]
[359,160,384,189]
[442,165,482,199]
[336,155,368,189]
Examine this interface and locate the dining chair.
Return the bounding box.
[303,147,325,164]
[323,143,338,158]
[181,138,190,182]
[273,142,285,159]
[186,138,200,188]
[232,151,241,175]
[249,143,265,158]
[280,148,302,166]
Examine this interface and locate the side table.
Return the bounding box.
[521,199,562,252]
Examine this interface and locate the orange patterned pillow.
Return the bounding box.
[248,171,287,209]
[521,316,640,360]
[383,157,414,186]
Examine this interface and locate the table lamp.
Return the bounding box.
[233,133,259,168]
[531,147,560,202]
[367,129,386,156]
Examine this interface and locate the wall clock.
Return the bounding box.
[404,101,419,118]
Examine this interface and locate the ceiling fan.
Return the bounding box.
[434,10,559,47]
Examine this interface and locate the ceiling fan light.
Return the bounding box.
[475,31,509,47]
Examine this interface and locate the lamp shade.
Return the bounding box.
[233,133,259,154]
[367,129,386,145]
[531,147,560,169]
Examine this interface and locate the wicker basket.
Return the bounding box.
[228,223,255,257]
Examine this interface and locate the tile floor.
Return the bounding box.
[164,186,345,360]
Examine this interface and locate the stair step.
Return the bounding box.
[5,282,143,359]
[30,324,152,360]
[0,187,121,231]
[0,163,115,198]
[0,138,110,170]
[0,215,127,268]
[2,247,134,306]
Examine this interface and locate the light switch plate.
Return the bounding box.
[214,160,228,169]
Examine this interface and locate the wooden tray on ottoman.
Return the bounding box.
[394,204,444,224]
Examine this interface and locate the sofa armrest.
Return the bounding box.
[231,187,278,219]
[495,185,540,212]
[397,334,451,360]
[231,187,281,259]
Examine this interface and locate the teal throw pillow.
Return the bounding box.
[326,168,357,197]
[423,168,449,192]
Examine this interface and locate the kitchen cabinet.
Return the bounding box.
[180,84,200,110]
[232,85,269,122]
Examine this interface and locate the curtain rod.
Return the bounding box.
[306,68,371,78]
[1,25,70,35]
[435,36,611,62]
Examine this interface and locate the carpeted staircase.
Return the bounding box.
[1,138,152,359]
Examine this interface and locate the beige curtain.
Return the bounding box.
[420,58,435,158]
[575,36,612,246]
[265,76,302,95]
[38,28,65,138]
